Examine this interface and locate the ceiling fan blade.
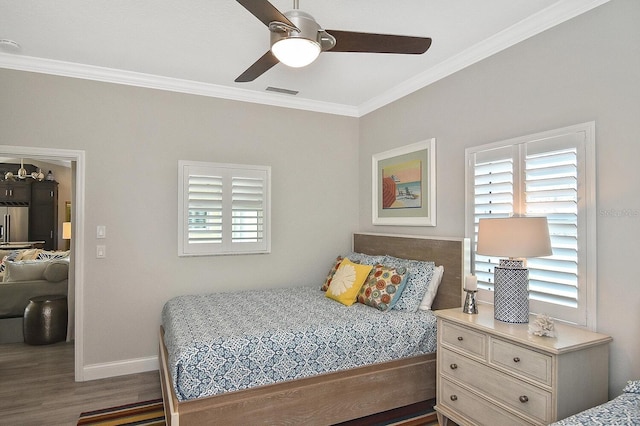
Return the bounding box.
[235,51,280,82]
[236,0,296,29]
[325,30,432,54]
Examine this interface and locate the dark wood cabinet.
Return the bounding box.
[0,181,31,204]
[29,181,58,250]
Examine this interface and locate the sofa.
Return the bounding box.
[0,248,70,318]
[0,249,69,343]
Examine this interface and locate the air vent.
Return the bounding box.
[265,86,299,96]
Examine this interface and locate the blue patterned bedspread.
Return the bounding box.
[551,380,640,425]
[161,286,437,401]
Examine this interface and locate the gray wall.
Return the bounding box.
[1,0,637,398]
[0,70,359,367]
[359,0,640,396]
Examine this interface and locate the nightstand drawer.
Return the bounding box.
[439,378,533,426]
[441,321,487,359]
[491,338,553,386]
[441,349,552,424]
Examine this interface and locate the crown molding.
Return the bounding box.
[0,0,609,118]
[357,0,611,116]
[0,53,360,117]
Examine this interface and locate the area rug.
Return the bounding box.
[77,399,165,425]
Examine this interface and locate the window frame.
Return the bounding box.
[178,160,271,257]
[464,122,596,329]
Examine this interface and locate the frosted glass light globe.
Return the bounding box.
[271,37,321,68]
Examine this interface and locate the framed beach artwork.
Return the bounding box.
[372,139,436,226]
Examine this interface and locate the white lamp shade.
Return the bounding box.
[477,217,551,258]
[62,222,72,240]
[271,37,321,68]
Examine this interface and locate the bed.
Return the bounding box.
[159,232,470,425]
[550,380,640,425]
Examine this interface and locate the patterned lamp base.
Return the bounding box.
[494,259,529,323]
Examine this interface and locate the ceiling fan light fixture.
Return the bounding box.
[271,37,320,68]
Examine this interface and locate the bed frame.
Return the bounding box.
[159,232,470,425]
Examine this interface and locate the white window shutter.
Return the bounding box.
[231,176,264,243]
[466,122,596,327]
[525,147,579,309]
[472,152,514,291]
[187,174,223,245]
[179,161,270,256]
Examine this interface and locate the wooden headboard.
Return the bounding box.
[353,233,470,310]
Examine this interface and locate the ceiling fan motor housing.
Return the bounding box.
[270,10,321,46]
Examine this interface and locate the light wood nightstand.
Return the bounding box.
[434,306,612,426]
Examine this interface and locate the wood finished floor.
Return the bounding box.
[0,341,161,426]
[0,341,443,426]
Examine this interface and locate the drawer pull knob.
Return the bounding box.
[450,363,458,370]
[519,395,529,403]
[457,336,464,341]
[450,395,458,401]
[513,357,521,363]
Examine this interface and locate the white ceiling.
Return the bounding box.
[0,0,608,117]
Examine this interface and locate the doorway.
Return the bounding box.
[0,145,85,381]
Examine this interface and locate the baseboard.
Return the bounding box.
[82,355,159,381]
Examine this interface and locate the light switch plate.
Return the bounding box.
[96,245,106,258]
[97,225,106,239]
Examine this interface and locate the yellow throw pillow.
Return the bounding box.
[325,258,372,306]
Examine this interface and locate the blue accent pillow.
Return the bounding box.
[383,255,435,312]
[345,252,387,266]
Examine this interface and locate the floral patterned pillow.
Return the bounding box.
[325,258,373,306]
[357,264,409,312]
[322,252,386,292]
[321,256,344,292]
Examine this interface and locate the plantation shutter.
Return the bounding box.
[231,176,265,243]
[472,146,515,291]
[187,174,223,245]
[466,123,595,326]
[179,161,270,256]
[525,145,578,308]
[524,134,587,324]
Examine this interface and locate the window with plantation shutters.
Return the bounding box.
[178,161,270,256]
[466,122,596,328]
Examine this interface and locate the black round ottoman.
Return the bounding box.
[23,295,68,345]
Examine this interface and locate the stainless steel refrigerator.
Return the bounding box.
[0,206,29,243]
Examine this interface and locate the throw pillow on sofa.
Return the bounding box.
[43,260,69,282]
[4,260,50,282]
[37,250,70,261]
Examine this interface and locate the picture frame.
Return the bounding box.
[372,139,436,226]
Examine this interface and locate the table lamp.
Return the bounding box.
[477,216,552,323]
[62,222,71,250]
[62,222,72,240]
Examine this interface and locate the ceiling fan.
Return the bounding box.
[234,0,432,82]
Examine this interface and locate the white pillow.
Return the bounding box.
[418,265,444,311]
[4,260,49,282]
